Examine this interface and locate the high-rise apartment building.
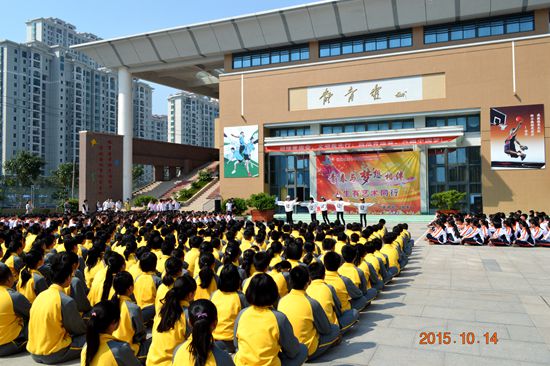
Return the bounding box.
[0,18,157,175]
[168,91,218,148]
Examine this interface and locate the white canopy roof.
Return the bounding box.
[72,0,550,97]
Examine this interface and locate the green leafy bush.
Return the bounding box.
[198,169,213,183]
[247,193,277,211]
[57,198,79,213]
[177,189,194,201]
[222,198,248,215]
[191,181,203,190]
[133,195,156,207]
[430,190,466,210]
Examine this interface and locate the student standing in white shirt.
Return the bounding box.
[226,199,234,216]
[332,195,350,226]
[276,196,300,225]
[351,198,375,228]
[318,197,330,224]
[25,200,33,215]
[300,197,318,224]
[81,200,89,215]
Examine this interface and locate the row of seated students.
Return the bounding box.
[0,211,413,365]
[426,210,550,247]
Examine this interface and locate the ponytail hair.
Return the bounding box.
[162,257,183,287]
[157,274,197,332]
[86,244,104,271]
[85,300,121,366]
[20,248,44,287]
[241,249,255,278]
[198,253,215,289]
[112,271,134,303]
[0,263,12,286]
[2,240,22,263]
[101,252,125,302]
[188,299,217,366]
[222,245,240,265]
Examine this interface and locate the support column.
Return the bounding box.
[118,67,133,201]
[418,145,429,214]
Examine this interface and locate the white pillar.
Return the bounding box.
[118,67,133,201]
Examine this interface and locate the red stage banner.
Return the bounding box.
[316,151,421,214]
[265,136,458,152]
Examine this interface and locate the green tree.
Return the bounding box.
[133,165,145,183]
[430,190,467,210]
[4,151,45,187]
[51,162,78,196]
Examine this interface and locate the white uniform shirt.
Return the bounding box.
[300,202,317,214]
[277,199,298,212]
[353,202,374,214]
[333,200,349,212]
[318,201,328,211]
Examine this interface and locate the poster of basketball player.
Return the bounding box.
[490,104,545,169]
[223,125,259,178]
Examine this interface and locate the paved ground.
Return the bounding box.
[314,223,550,365]
[7,221,550,365]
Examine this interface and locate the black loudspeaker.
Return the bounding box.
[214,199,222,213]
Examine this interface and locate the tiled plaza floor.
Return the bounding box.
[6,222,550,365]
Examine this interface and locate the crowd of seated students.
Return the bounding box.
[426,210,550,247]
[0,210,413,366]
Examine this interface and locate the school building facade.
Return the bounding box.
[75,1,550,214]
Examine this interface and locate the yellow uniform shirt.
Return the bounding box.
[16,269,48,304]
[173,336,234,366]
[234,305,302,366]
[306,279,338,326]
[380,244,400,271]
[324,271,351,311]
[134,272,161,309]
[84,261,105,289]
[112,296,146,355]
[0,285,30,346]
[146,302,189,366]
[211,290,246,341]
[27,284,86,356]
[278,289,333,356]
[80,334,140,366]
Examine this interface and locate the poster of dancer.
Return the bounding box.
[490,104,545,169]
[223,125,259,178]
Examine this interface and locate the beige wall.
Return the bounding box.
[218,36,550,213]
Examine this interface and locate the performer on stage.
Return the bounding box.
[318,197,330,224]
[351,198,375,228]
[300,197,319,224]
[276,196,300,225]
[332,195,350,226]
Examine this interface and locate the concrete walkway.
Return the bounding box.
[313,225,550,366]
[6,222,550,365]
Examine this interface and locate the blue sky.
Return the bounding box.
[1,0,311,114]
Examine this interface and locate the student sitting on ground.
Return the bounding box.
[27,254,87,364]
[211,264,247,354]
[146,274,196,366]
[134,252,161,324]
[154,257,183,314]
[88,251,126,306]
[16,248,48,304]
[355,244,384,291]
[173,299,235,366]
[307,261,359,334]
[426,220,447,245]
[81,300,141,366]
[0,262,31,356]
[339,245,378,303]
[111,271,150,362]
[323,252,369,312]
[194,253,218,300]
[278,266,340,360]
[234,273,308,366]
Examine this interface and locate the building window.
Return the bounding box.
[321,119,414,134]
[424,12,534,44]
[428,147,481,213]
[426,114,480,132]
[233,44,309,69]
[270,126,311,137]
[269,155,310,209]
[320,30,412,58]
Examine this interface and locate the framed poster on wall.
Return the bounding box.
[223,125,259,178]
[490,104,545,169]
